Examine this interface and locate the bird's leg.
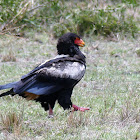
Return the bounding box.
[72,104,90,112]
[48,104,54,118]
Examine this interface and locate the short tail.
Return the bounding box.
[0,89,14,97]
[0,81,18,90]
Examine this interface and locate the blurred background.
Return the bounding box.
[0,0,139,38]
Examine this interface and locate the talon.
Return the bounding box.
[72,104,90,112]
[79,107,90,112]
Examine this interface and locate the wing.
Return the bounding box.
[21,55,70,81]
[13,55,86,96]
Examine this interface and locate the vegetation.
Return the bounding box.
[0,0,139,38]
[0,32,139,139]
[0,0,140,139]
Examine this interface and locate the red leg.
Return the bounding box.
[72,104,90,112]
[48,104,54,118]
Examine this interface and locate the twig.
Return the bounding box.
[1,24,26,33]
[10,2,31,25]
[28,4,47,12]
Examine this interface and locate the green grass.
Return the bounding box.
[0,33,140,139]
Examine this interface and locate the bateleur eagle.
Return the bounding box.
[0,32,89,117]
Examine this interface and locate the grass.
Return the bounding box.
[0,33,140,139]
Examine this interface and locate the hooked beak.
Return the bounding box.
[74,38,85,47]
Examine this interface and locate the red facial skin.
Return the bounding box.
[74,38,85,47]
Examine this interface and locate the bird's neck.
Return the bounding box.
[57,44,86,63]
[73,46,86,64]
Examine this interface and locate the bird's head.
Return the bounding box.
[57,32,85,56]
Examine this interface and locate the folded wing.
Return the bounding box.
[13,56,85,96]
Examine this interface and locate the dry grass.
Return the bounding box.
[0,33,139,139]
[136,49,140,57]
[0,111,24,137]
[67,111,89,128]
[1,51,16,62]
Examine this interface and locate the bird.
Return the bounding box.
[0,32,89,117]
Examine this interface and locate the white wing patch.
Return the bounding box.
[38,55,69,67]
[54,54,69,59]
[38,61,85,80]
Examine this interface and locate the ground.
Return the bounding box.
[0,33,139,140]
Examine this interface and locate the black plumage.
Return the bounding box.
[0,32,89,116]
